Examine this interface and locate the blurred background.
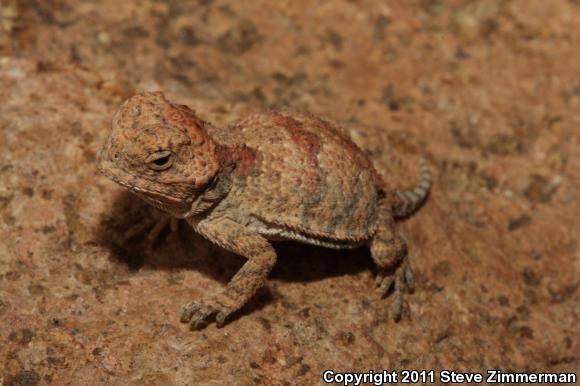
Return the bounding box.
[0,1,578,385]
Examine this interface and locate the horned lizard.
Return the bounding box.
[98,92,431,329]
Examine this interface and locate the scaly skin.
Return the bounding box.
[98,91,432,329]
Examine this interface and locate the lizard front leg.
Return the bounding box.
[181,217,277,329]
[122,215,179,251]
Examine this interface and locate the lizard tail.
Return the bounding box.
[392,158,432,219]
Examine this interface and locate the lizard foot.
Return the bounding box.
[123,216,179,252]
[375,259,414,321]
[181,296,235,330]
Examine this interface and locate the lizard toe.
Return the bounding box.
[181,297,234,330]
[376,274,395,296]
[181,300,201,323]
[390,287,404,322]
[375,261,413,321]
[403,262,415,293]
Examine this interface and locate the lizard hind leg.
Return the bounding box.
[369,216,414,321]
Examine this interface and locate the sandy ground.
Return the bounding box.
[0,0,579,385]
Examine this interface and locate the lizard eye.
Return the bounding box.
[147,151,173,170]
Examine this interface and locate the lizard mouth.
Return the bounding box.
[97,160,183,205]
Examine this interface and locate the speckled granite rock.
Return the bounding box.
[0,1,578,385]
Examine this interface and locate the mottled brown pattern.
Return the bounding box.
[216,143,261,178]
[98,92,432,329]
[98,92,220,217]
[164,104,207,145]
[270,112,325,230]
[271,112,322,155]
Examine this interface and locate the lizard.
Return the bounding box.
[97,91,432,329]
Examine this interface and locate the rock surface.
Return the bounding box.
[0,1,578,385]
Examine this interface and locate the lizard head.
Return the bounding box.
[97,91,220,217]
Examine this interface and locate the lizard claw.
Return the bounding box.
[181,297,234,330]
